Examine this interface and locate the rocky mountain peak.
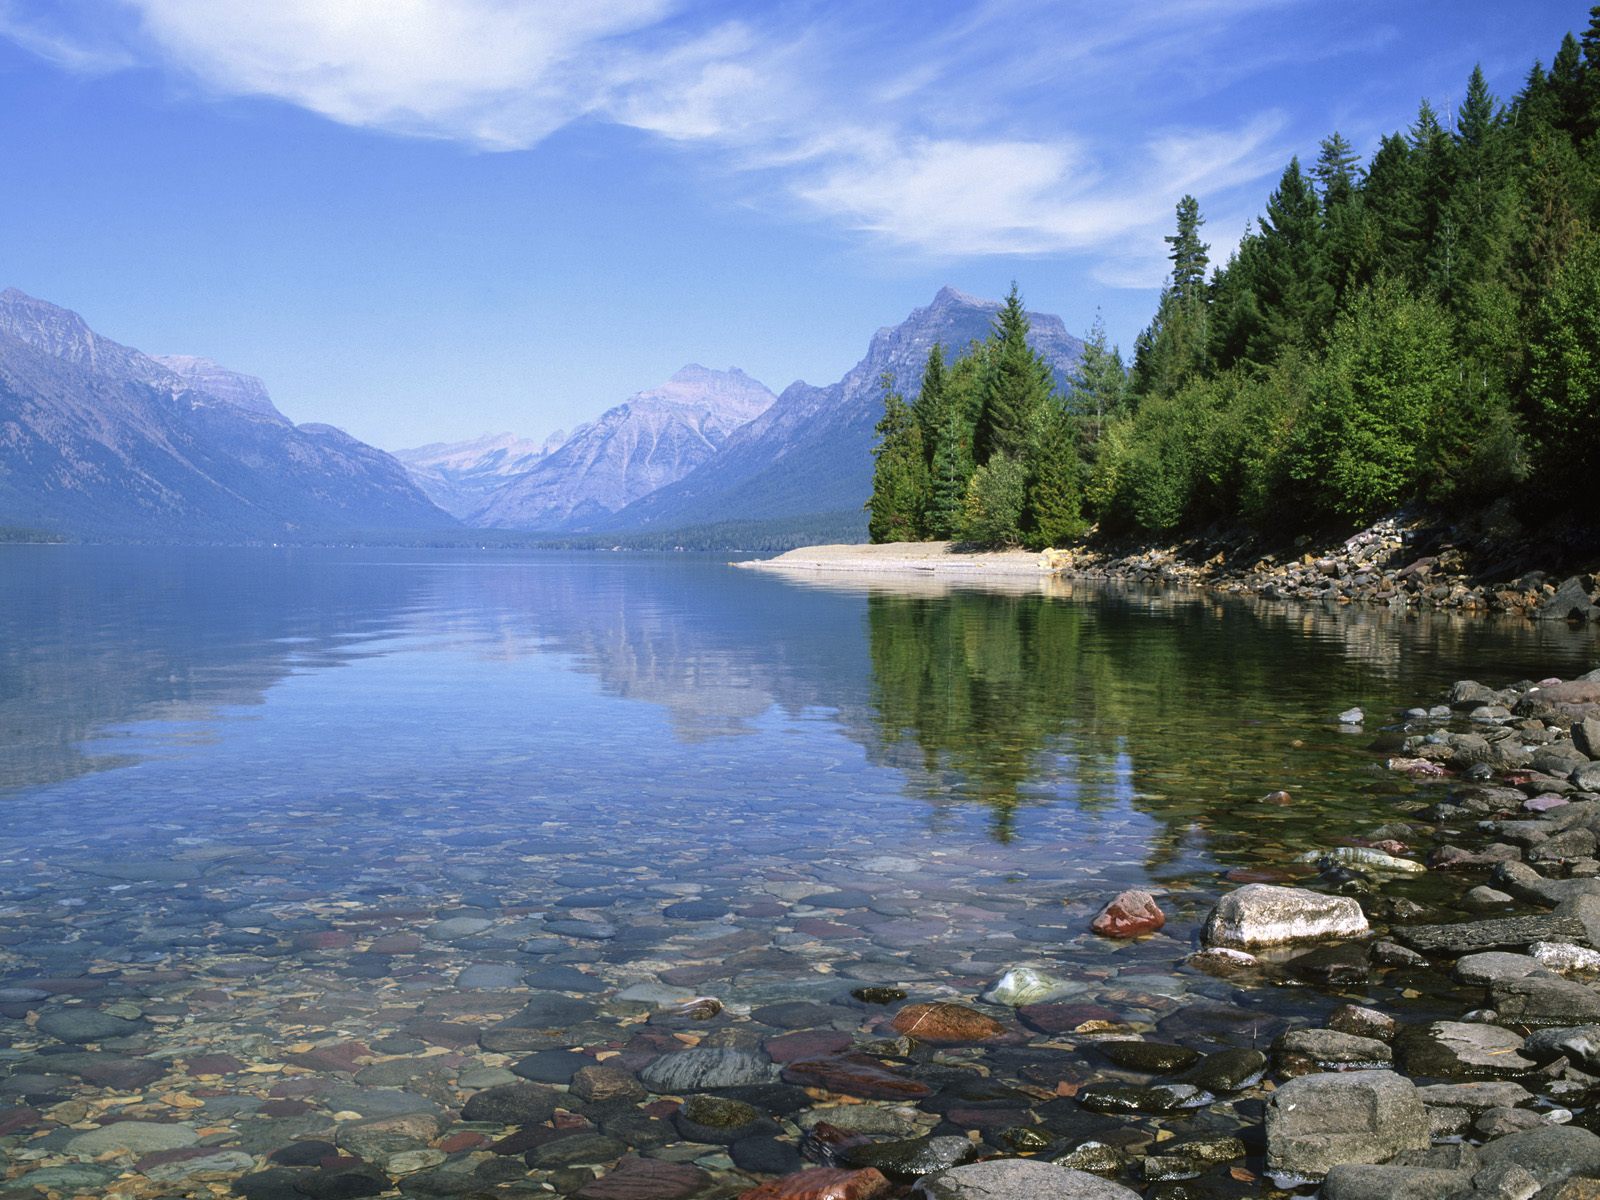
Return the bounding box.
[153,355,285,421]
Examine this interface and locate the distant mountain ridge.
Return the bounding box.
[393,430,569,519]
[0,288,449,539]
[597,287,1085,535]
[470,364,775,531]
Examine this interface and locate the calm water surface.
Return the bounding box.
[1,546,1596,1194]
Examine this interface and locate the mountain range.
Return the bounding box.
[393,287,1083,539]
[0,288,448,539]
[393,430,569,519]
[470,365,775,530]
[0,285,1084,544]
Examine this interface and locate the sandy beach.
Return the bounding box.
[736,540,1068,578]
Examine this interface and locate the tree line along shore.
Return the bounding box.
[868,10,1600,572]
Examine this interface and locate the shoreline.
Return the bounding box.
[742,519,1600,622]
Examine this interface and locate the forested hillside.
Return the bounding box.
[870,11,1600,550]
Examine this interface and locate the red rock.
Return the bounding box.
[1017,1002,1121,1035]
[285,1040,372,1073]
[573,1156,710,1200]
[1090,890,1166,938]
[0,1108,42,1136]
[889,1003,1004,1044]
[781,1056,931,1099]
[739,1166,892,1200]
[764,1030,853,1063]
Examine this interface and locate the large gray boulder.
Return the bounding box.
[1474,1125,1600,1190]
[1537,576,1600,622]
[1203,884,1368,950]
[1265,1070,1429,1182]
[1320,1164,1474,1199]
[912,1159,1141,1199]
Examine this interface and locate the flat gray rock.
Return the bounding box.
[639,1047,780,1093]
[66,1121,198,1155]
[1397,1021,1536,1079]
[1320,1163,1474,1199]
[1265,1070,1429,1182]
[1203,884,1367,949]
[913,1158,1141,1198]
[1474,1124,1600,1188]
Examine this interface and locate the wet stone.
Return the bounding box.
[571,1063,646,1103]
[35,1008,145,1043]
[512,1048,588,1083]
[1399,1021,1537,1078]
[889,1002,1005,1043]
[740,1167,894,1200]
[571,1155,711,1199]
[841,1134,977,1179]
[781,1056,932,1100]
[675,1094,771,1143]
[526,1132,628,1167]
[640,1046,780,1092]
[523,963,607,991]
[1093,1041,1199,1073]
[460,1081,559,1125]
[499,993,598,1030]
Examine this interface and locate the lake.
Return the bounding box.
[1,546,1596,1197]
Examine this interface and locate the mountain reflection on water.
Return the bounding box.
[2,547,1597,863]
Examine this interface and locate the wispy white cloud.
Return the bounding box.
[0,0,1321,283]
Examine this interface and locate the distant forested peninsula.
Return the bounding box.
[870,11,1600,552]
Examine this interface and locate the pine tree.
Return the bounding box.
[1314,132,1364,305]
[1247,158,1330,361]
[1024,400,1085,548]
[1067,312,1127,448]
[867,375,928,543]
[911,343,950,467]
[918,345,976,539]
[1165,195,1210,304]
[976,284,1055,465]
[1132,198,1214,391]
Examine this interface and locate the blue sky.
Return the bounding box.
[0,1,1586,449]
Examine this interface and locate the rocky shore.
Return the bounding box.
[9,670,1600,1198]
[743,520,1600,621]
[1059,516,1600,621]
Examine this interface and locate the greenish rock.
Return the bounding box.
[143,1151,256,1183]
[1050,1140,1125,1174]
[36,1009,145,1044]
[67,1120,199,1155]
[981,966,1087,1006]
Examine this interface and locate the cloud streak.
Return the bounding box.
[1,0,1316,284]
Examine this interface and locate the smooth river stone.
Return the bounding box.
[572,1156,710,1200]
[67,1121,199,1155]
[1091,890,1167,938]
[1203,884,1368,949]
[35,1009,145,1044]
[739,1167,893,1200]
[781,1056,932,1100]
[913,1159,1141,1199]
[889,1003,1005,1043]
[981,967,1087,1006]
[640,1047,780,1092]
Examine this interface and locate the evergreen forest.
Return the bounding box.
[868,11,1600,549]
